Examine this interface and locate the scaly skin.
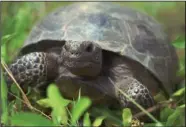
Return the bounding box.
[116,76,158,122]
[117,76,155,110]
[5,52,59,88]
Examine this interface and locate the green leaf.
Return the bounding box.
[90,107,123,126]
[1,73,8,125]
[154,91,167,102]
[122,108,132,126]
[47,84,71,107]
[92,116,106,127]
[83,112,91,126]
[144,123,157,127]
[1,34,16,45]
[172,87,185,97]
[1,44,7,62]
[166,108,185,126]
[37,98,52,108]
[8,101,18,117]
[10,112,54,126]
[172,36,185,49]
[10,84,22,111]
[172,41,185,49]
[71,97,91,125]
[160,107,174,122]
[10,84,19,95]
[178,104,185,108]
[144,122,165,127]
[51,108,65,126]
[155,122,165,127]
[177,59,185,76]
[47,84,70,125]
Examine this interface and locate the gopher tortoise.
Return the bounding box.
[5,2,178,114]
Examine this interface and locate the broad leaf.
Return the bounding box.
[166,108,185,126]
[172,87,185,97]
[71,97,91,125]
[160,107,174,122]
[92,116,106,127]
[37,98,52,108]
[83,112,91,126]
[172,36,185,49]
[122,108,132,126]
[10,112,54,126]
[47,84,70,125]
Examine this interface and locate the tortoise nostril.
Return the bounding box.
[71,52,79,56]
[85,43,93,52]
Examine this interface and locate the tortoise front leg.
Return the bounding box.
[115,76,157,121]
[4,52,59,88]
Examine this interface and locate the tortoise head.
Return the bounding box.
[61,41,102,77]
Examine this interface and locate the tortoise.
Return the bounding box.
[5,2,178,115]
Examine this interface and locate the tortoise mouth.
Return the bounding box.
[63,59,94,68]
[61,47,101,70]
[62,58,102,77]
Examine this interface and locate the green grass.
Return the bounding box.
[1,2,185,126]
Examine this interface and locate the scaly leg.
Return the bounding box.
[4,52,59,89]
[116,76,157,121]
